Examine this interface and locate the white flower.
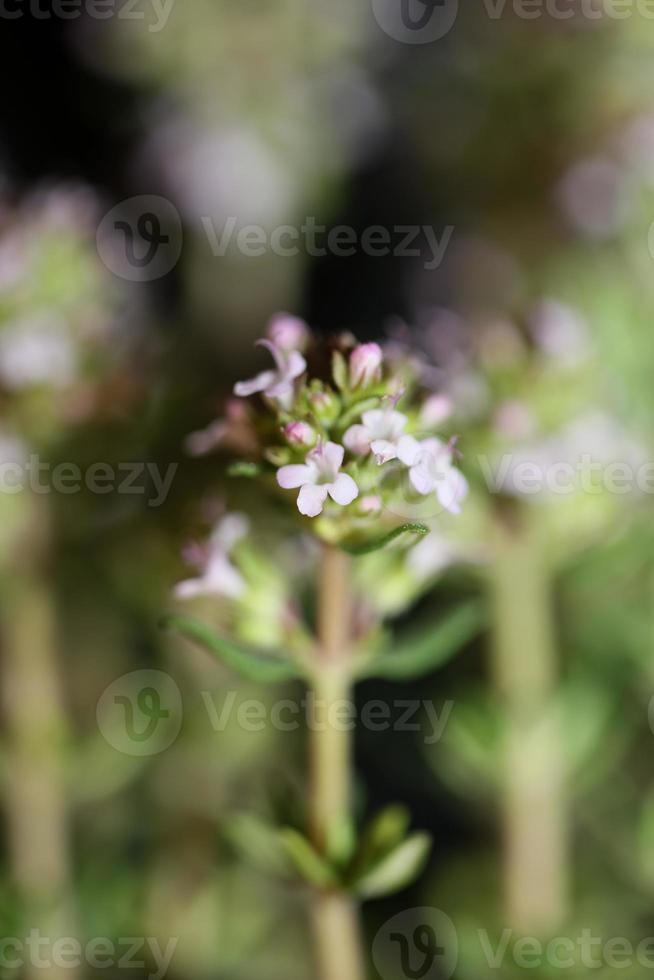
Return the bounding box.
[391,436,468,515]
[234,339,306,410]
[0,316,76,390]
[174,513,249,600]
[277,441,359,517]
[344,408,408,461]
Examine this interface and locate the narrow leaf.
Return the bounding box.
[358,601,485,680]
[353,832,431,899]
[342,523,429,556]
[225,814,294,879]
[351,805,411,881]
[278,828,337,889]
[161,615,302,683]
[338,396,380,431]
[227,462,261,478]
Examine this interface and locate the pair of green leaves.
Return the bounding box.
[226,806,431,900]
[162,598,484,686]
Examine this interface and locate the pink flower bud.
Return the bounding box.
[283,421,317,448]
[349,343,383,388]
[267,313,309,352]
[359,495,382,515]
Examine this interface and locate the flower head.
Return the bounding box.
[277,441,359,517]
[234,339,306,410]
[344,408,408,461]
[174,513,249,600]
[349,343,383,388]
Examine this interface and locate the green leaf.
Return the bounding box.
[225,814,294,879]
[341,523,429,556]
[351,805,411,881]
[358,600,485,680]
[227,462,261,478]
[161,615,302,683]
[338,396,380,431]
[352,832,431,899]
[278,828,337,889]
[332,350,348,392]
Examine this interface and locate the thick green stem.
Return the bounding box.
[490,508,568,935]
[309,545,365,980]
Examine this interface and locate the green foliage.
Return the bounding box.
[161,614,303,683]
[358,600,485,680]
[341,523,429,557]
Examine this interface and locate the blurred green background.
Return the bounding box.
[2,2,654,978]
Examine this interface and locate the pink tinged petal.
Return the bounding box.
[277,464,314,489]
[205,555,247,598]
[435,468,469,515]
[265,379,295,409]
[361,409,387,432]
[285,350,307,381]
[173,577,207,600]
[184,420,227,456]
[323,441,345,472]
[370,439,398,464]
[234,369,277,398]
[409,463,436,496]
[213,513,249,550]
[343,424,371,455]
[328,472,359,506]
[297,483,329,517]
[267,313,309,351]
[396,435,422,466]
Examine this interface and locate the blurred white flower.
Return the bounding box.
[0,316,76,390]
[174,514,250,601]
[528,299,590,366]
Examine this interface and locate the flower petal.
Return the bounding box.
[277,464,314,489]
[286,350,307,381]
[213,513,249,550]
[297,483,329,517]
[323,441,345,471]
[371,439,398,464]
[409,462,436,495]
[435,468,469,515]
[396,434,422,466]
[328,472,359,506]
[234,370,276,398]
[344,424,370,455]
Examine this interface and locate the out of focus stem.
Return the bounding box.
[490,505,567,935]
[309,544,365,980]
[1,494,77,980]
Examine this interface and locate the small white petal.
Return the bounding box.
[297,483,329,517]
[213,513,249,550]
[371,439,398,464]
[286,350,307,380]
[435,468,469,514]
[396,435,422,466]
[328,472,359,506]
[410,463,436,496]
[323,441,345,471]
[234,370,276,398]
[344,424,370,455]
[277,464,314,489]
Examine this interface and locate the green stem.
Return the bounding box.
[489,506,568,935]
[309,544,365,980]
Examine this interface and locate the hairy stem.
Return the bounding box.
[490,507,567,935]
[309,544,365,980]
